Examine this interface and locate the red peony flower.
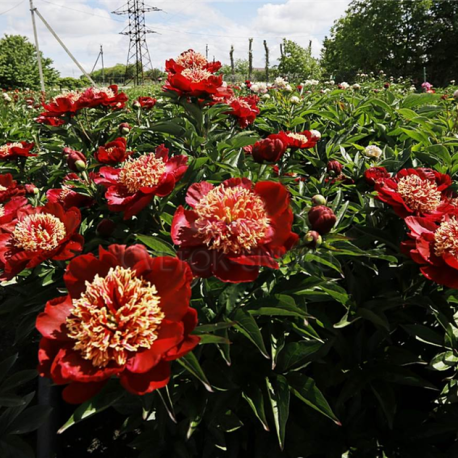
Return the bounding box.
[171,178,298,282]
[95,138,131,165]
[308,205,337,235]
[375,168,452,219]
[77,85,128,110]
[36,114,66,127]
[364,166,390,185]
[0,202,83,280]
[226,95,260,129]
[0,174,34,203]
[164,50,225,98]
[95,145,188,219]
[36,244,199,403]
[402,215,458,289]
[250,135,287,163]
[0,142,36,160]
[278,131,319,150]
[46,173,95,210]
[134,96,157,109]
[41,91,82,117]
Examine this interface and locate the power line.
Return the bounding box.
[0,0,25,15]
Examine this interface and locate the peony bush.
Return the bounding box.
[2,50,458,456]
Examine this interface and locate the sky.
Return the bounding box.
[0,0,352,77]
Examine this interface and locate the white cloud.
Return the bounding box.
[0,0,350,78]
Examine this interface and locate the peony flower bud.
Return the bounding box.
[327,160,343,175]
[304,230,322,248]
[311,194,327,206]
[96,218,116,237]
[290,96,300,104]
[119,122,131,134]
[251,136,287,163]
[308,205,337,235]
[63,147,87,172]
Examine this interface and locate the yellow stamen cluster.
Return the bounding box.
[119,154,166,193]
[53,90,81,104]
[93,87,115,98]
[0,143,22,157]
[194,184,270,254]
[397,174,441,213]
[176,50,208,69]
[0,205,4,218]
[182,68,212,83]
[0,184,7,192]
[11,213,66,252]
[434,218,458,258]
[66,266,164,368]
[287,133,309,143]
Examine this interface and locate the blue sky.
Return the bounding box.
[0,0,352,77]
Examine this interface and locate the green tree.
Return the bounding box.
[278,39,321,81]
[0,35,59,89]
[321,0,445,83]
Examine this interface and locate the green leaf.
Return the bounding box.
[232,309,269,359]
[177,352,213,392]
[58,382,124,433]
[266,376,290,451]
[7,406,52,434]
[0,435,34,458]
[277,340,323,371]
[242,385,270,431]
[136,235,176,256]
[288,373,340,425]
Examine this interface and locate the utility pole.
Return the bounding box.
[29,0,45,92]
[101,45,105,85]
[112,1,160,86]
[206,44,209,60]
[32,8,96,85]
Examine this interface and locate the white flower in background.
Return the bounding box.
[352,84,361,90]
[451,80,456,85]
[305,90,312,94]
[453,90,458,100]
[221,81,228,88]
[310,130,321,140]
[364,145,383,159]
[251,82,268,94]
[275,77,288,89]
[304,79,319,86]
[290,96,300,104]
[2,93,12,103]
[321,88,330,94]
[261,93,271,100]
[285,84,293,92]
[410,85,416,92]
[339,82,350,90]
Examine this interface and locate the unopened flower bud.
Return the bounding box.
[308,205,337,235]
[304,230,322,248]
[327,160,343,176]
[311,194,327,206]
[97,218,116,237]
[119,122,131,134]
[64,147,87,172]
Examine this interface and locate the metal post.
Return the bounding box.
[33,8,96,86]
[206,44,208,60]
[101,45,105,85]
[423,67,427,82]
[29,0,45,92]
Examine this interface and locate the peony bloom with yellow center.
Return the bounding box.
[172,178,299,282]
[403,215,458,290]
[277,130,320,150]
[375,168,452,218]
[0,141,35,160]
[0,202,83,280]
[66,266,165,368]
[36,244,199,404]
[194,184,270,255]
[95,145,188,219]
[176,50,208,69]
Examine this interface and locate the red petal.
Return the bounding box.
[62,381,108,404]
[126,320,184,373]
[36,295,73,340]
[185,182,214,208]
[254,181,290,216]
[120,360,171,395]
